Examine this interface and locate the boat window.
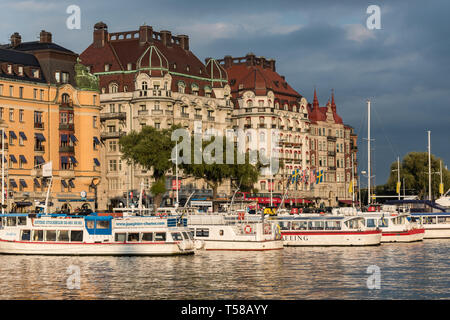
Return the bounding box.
[424,217,436,224]
[97,220,110,229]
[325,221,341,230]
[379,219,389,227]
[141,233,153,241]
[195,228,209,237]
[171,232,183,241]
[70,230,83,242]
[155,232,167,241]
[58,230,70,242]
[1,217,5,226]
[279,222,290,230]
[115,233,126,242]
[18,216,27,226]
[366,219,376,228]
[46,230,57,241]
[345,219,359,229]
[7,217,16,226]
[33,230,44,241]
[21,230,31,241]
[188,228,195,238]
[86,220,95,229]
[411,217,420,223]
[182,231,191,240]
[438,217,450,224]
[308,221,324,230]
[127,233,140,242]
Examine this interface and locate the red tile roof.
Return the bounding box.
[308,88,343,124]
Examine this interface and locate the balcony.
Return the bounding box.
[100,131,126,140]
[181,113,190,118]
[329,166,336,171]
[59,170,75,179]
[207,116,215,122]
[59,145,74,153]
[194,114,202,120]
[34,145,45,153]
[100,112,126,121]
[328,151,336,156]
[258,123,266,128]
[59,123,74,131]
[138,110,149,116]
[165,110,173,116]
[34,122,44,130]
[151,109,164,116]
[327,136,337,141]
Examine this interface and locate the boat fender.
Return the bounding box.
[244,225,252,234]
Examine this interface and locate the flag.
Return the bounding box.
[348,180,353,194]
[396,181,401,194]
[311,170,316,183]
[440,183,444,195]
[42,161,52,177]
[291,169,300,183]
[316,170,324,184]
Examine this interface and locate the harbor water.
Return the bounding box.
[0,239,449,299]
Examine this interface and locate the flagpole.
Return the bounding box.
[1,128,4,214]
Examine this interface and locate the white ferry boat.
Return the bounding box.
[410,212,450,239]
[271,215,382,246]
[0,213,195,255]
[361,213,425,243]
[186,212,284,251]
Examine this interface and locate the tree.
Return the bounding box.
[119,125,177,209]
[385,152,450,200]
[179,133,260,211]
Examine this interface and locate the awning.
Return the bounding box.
[93,137,100,145]
[69,180,75,188]
[19,132,27,140]
[19,179,27,187]
[19,155,27,163]
[69,135,77,143]
[339,200,360,205]
[35,133,46,141]
[61,180,68,187]
[35,156,45,164]
[9,155,17,163]
[61,134,68,142]
[69,156,77,164]
[94,158,100,166]
[34,178,41,187]
[9,179,17,188]
[15,201,32,207]
[9,131,17,139]
[61,156,68,164]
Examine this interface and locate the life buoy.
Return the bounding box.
[157,212,167,218]
[244,225,252,234]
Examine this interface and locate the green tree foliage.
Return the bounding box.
[385,152,450,199]
[179,133,260,211]
[119,125,177,209]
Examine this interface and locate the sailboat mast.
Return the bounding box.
[428,130,432,201]
[367,100,371,205]
[1,128,4,214]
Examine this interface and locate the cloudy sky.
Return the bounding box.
[1,0,448,186]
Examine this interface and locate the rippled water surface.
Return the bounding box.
[1,240,449,299]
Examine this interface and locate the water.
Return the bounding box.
[1,240,449,299]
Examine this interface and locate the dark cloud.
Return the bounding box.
[1,0,448,184]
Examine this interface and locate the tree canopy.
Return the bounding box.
[385,152,449,199]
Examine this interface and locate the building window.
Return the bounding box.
[105,64,110,72]
[141,81,148,91]
[19,87,24,98]
[61,72,69,83]
[0,84,3,95]
[9,109,14,121]
[55,72,60,83]
[93,95,97,105]
[19,109,24,122]
[9,86,13,96]
[40,90,44,100]
[109,159,117,172]
[109,140,117,152]
[109,83,119,93]
[127,63,132,71]
[93,116,97,128]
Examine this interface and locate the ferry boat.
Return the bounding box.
[271,215,382,246]
[360,212,425,243]
[0,213,196,255]
[410,212,450,239]
[186,212,284,251]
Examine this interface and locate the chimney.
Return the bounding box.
[93,21,108,48]
[160,30,172,47]
[10,32,21,47]
[268,59,276,72]
[260,56,266,68]
[139,25,153,45]
[39,30,52,43]
[223,55,233,69]
[245,53,256,66]
[178,34,189,50]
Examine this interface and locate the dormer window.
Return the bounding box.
[105,64,110,72]
[32,69,40,78]
[7,65,12,74]
[127,63,132,71]
[141,81,148,90]
[18,66,23,76]
[173,63,177,69]
[61,72,69,84]
[55,72,60,83]
[186,65,190,72]
[109,82,119,93]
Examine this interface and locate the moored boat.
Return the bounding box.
[271,215,382,246]
[186,212,284,251]
[0,213,196,255]
[410,212,450,239]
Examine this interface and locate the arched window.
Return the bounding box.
[247,100,253,108]
[61,93,70,103]
[178,81,185,94]
[109,82,119,93]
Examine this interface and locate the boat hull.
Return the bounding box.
[281,230,382,246]
[422,227,450,239]
[381,228,425,243]
[0,240,194,256]
[202,239,284,251]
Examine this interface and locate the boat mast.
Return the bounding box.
[351,153,355,208]
[397,156,401,200]
[428,130,432,201]
[367,99,371,205]
[1,128,4,214]
[138,179,144,215]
